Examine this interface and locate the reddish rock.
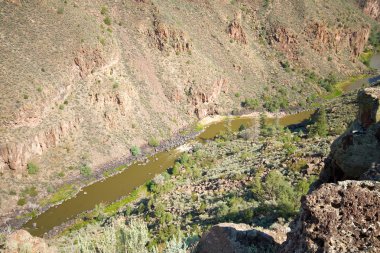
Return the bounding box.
[358,0,380,20]
[228,12,247,45]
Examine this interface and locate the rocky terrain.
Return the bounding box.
[0,85,370,252]
[1,0,380,252]
[195,86,380,253]
[1,0,378,227]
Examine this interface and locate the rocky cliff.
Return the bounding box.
[321,86,380,182]
[196,86,380,253]
[359,0,380,20]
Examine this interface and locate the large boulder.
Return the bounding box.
[280,181,380,253]
[3,230,56,253]
[195,223,279,253]
[321,87,380,181]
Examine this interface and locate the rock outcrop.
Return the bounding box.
[228,12,247,45]
[197,87,380,253]
[321,87,380,182]
[3,230,56,253]
[280,181,380,253]
[195,223,279,253]
[358,0,380,20]
[150,19,192,54]
[306,22,370,59]
[270,26,299,60]
[74,46,106,78]
[187,78,228,118]
[0,118,81,171]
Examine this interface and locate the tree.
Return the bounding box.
[309,107,328,137]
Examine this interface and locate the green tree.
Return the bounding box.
[309,107,328,137]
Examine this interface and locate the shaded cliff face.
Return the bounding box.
[281,86,380,253]
[321,87,380,182]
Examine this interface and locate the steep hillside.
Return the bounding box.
[0,0,375,227]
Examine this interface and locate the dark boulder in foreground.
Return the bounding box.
[321,87,380,182]
[280,181,380,253]
[195,223,279,253]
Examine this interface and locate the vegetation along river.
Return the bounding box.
[23,53,380,237]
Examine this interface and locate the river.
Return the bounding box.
[23,53,380,237]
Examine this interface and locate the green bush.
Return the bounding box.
[308,107,328,137]
[148,137,160,147]
[130,146,141,156]
[241,98,259,110]
[69,219,149,253]
[103,16,111,26]
[27,163,39,175]
[17,198,26,206]
[369,25,380,48]
[80,165,92,177]
[100,6,108,15]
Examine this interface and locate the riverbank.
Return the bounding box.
[3,59,377,237]
[12,108,314,238]
[50,88,360,251]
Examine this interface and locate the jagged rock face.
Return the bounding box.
[187,78,228,119]
[150,20,192,54]
[306,22,370,59]
[270,26,299,60]
[358,87,380,128]
[0,118,81,171]
[228,12,247,44]
[358,0,380,20]
[74,46,105,78]
[195,223,278,253]
[321,87,380,181]
[3,229,56,253]
[280,181,380,253]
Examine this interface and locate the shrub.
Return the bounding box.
[369,25,380,48]
[100,6,108,15]
[22,186,38,197]
[130,146,141,156]
[17,198,26,206]
[103,16,111,26]
[159,236,188,253]
[27,163,39,175]
[67,219,149,253]
[148,137,160,147]
[238,124,247,132]
[280,61,291,72]
[57,7,64,14]
[177,153,190,165]
[241,98,259,110]
[308,107,328,137]
[80,165,92,177]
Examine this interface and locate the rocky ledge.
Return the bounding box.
[196,86,380,253]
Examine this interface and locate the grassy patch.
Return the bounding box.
[41,184,76,206]
[61,185,147,236]
[359,51,373,67]
[27,163,39,175]
[104,185,147,215]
